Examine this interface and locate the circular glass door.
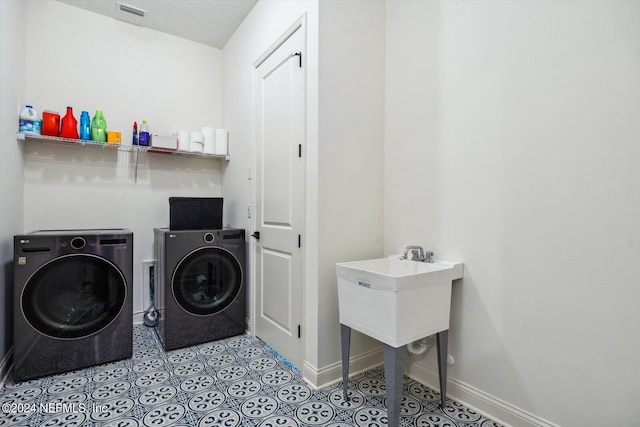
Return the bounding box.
[22,254,126,339]
[172,247,242,316]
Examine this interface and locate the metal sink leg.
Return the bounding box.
[383,343,408,427]
[341,324,447,425]
[340,324,351,401]
[436,330,449,409]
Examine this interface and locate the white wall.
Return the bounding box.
[317,0,386,372]
[0,0,25,370]
[23,0,224,317]
[385,1,640,426]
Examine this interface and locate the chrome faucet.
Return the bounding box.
[403,245,434,263]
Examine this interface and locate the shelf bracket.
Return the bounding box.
[134,148,139,182]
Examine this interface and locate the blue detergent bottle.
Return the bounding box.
[79,111,91,140]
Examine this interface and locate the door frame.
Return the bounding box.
[250,15,307,367]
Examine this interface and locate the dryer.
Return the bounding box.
[154,228,246,351]
[13,229,133,381]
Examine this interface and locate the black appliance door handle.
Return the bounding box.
[251,231,260,240]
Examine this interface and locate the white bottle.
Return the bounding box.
[139,120,150,146]
[19,105,41,134]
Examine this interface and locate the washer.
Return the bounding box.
[154,228,246,351]
[13,229,133,381]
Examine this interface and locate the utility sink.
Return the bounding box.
[336,257,463,347]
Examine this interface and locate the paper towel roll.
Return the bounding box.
[215,129,228,156]
[176,130,190,151]
[202,127,215,154]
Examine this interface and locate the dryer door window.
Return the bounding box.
[22,254,127,339]
[172,247,242,316]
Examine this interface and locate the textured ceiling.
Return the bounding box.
[54,0,258,48]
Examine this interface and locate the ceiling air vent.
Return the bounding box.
[117,2,147,18]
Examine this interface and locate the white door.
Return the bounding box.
[253,24,305,369]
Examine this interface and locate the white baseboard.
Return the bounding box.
[133,311,144,325]
[406,363,559,427]
[302,348,383,389]
[0,347,13,387]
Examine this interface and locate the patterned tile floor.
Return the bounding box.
[0,325,503,426]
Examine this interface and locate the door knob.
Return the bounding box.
[251,231,260,240]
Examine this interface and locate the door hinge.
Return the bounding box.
[298,234,301,248]
[298,324,301,338]
[293,51,302,68]
[298,144,302,158]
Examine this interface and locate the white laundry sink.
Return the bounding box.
[336,258,463,347]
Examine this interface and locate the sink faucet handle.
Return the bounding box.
[425,251,434,263]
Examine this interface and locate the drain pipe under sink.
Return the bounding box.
[407,335,434,355]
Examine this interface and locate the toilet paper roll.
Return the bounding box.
[215,129,228,156]
[176,130,190,151]
[190,141,204,153]
[190,131,204,143]
[190,132,204,152]
[202,127,215,154]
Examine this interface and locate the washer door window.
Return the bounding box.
[172,247,242,316]
[22,254,126,339]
